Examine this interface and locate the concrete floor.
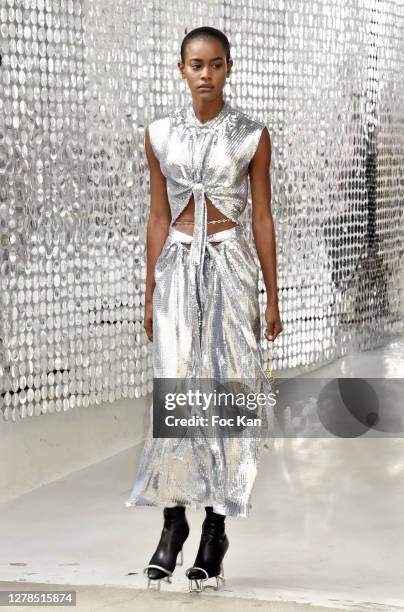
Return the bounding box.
[1,335,404,612]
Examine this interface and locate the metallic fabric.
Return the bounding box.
[125,99,274,517]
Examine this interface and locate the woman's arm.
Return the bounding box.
[143,127,171,340]
[249,128,283,341]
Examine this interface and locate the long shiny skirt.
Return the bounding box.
[125,224,270,517]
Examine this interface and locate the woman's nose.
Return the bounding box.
[201,68,212,79]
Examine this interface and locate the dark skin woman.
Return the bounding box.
[138,29,283,592]
[143,36,282,345]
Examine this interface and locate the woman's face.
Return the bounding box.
[178,37,232,101]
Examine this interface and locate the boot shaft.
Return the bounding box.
[202,506,226,537]
[163,505,188,528]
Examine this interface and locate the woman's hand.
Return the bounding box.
[264,301,283,341]
[144,300,153,342]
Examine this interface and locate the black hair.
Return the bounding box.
[180,26,231,64]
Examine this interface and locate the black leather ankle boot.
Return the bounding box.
[185,506,229,591]
[144,505,190,587]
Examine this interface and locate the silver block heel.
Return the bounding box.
[186,562,225,592]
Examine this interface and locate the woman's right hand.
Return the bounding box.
[143,300,153,342]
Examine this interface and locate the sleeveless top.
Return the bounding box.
[148,100,266,375]
[148,99,266,276]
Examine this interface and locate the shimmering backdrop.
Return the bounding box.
[1,0,403,421]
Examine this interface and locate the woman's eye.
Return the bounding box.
[191,64,222,70]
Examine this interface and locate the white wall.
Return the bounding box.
[0,396,150,505]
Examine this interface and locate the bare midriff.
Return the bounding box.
[173,194,238,238]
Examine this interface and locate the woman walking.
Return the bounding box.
[126,26,282,592]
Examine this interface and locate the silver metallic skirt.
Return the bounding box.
[125,223,269,518]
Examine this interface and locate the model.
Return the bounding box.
[125,26,282,593]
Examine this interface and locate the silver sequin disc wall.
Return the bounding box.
[0,0,403,421]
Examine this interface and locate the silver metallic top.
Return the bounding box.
[148,99,266,372]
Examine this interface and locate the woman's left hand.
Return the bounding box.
[264,302,283,341]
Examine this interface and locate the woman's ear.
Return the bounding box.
[177,61,184,77]
[227,58,233,78]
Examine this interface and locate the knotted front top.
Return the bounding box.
[148,98,265,262]
[148,99,266,369]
